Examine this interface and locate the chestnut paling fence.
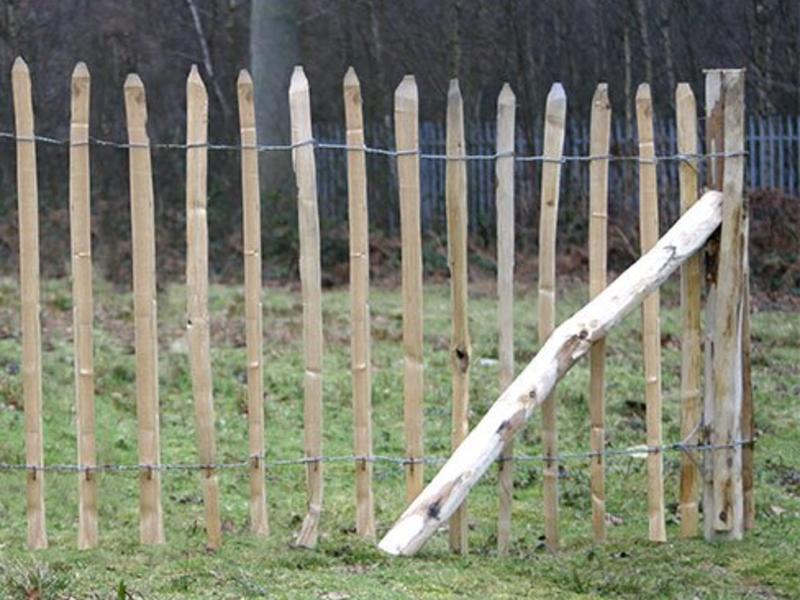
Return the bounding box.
[1,57,753,555]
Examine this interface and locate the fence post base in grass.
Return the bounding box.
[378,191,725,556]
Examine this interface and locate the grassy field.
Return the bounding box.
[0,275,798,599]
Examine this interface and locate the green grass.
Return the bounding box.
[0,275,798,599]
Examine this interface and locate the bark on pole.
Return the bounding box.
[378,191,725,556]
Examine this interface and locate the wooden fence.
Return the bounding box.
[4,57,752,555]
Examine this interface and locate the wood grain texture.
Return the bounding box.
[676,82,701,538]
[395,75,425,504]
[378,192,725,556]
[343,67,375,539]
[124,72,165,545]
[12,56,47,550]
[445,79,471,555]
[70,61,98,549]
[237,69,269,537]
[588,83,611,544]
[538,82,566,551]
[186,65,222,550]
[495,83,516,556]
[636,83,666,543]
[290,66,325,548]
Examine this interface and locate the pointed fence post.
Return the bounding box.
[124,73,165,545]
[186,65,222,550]
[70,61,98,549]
[290,66,325,549]
[12,56,47,551]
[495,82,516,556]
[636,83,667,543]
[343,66,376,539]
[445,79,471,555]
[538,83,567,551]
[588,83,611,544]
[395,75,425,504]
[237,69,269,537]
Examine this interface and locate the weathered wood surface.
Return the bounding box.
[636,83,666,543]
[70,62,98,549]
[186,66,222,550]
[495,82,516,556]
[445,79,471,555]
[237,69,269,537]
[588,83,611,544]
[343,67,376,539]
[378,190,725,556]
[395,75,425,504]
[13,56,47,550]
[676,82,702,538]
[124,73,165,545]
[538,82,567,551]
[290,66,325,548]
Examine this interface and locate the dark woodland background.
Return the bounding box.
[0,0,796,295]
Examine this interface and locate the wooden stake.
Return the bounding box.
[395,75,425,504]
[445,79,471,555]
[343,66,375,539]
[495,82,516,556]
[379,191,726,556]
[636,83,666,543]
[538,83,566,551]
[588,83,611,544]
[70,62,98,549]
[12,56,47,550]
[290,66,324,548]
[711,69,746,540]
[186,65,222,550]
[741,222,754,532]
[237,69,269,537]
[676,82,702,538]
[702,69,724,541]
[124,73,164,545]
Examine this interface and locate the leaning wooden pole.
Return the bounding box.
[290,66,325,548]
[12,56,47,550]
[635,83,666,543]
[395,75,425,504]
[676,82,702,538]
[495,82,516,556]
[237,69,269,537]
[343,66,376,539]
[70,62,98,549]
[588,83,611,544]
[538,82,566,551]
[186,65,222,550]
[379,191,725,556]
[445,79,471,555]
[124,73,165,545]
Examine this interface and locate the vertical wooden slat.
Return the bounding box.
[445,79,471,555]
[290,66,325,548]
[395,75,425,504]
[12,56,47,551]
[741,221,754,532]
[495,83,516,556]
[676,82,702,538]
[70,62,98,549]
[702,69,724,542]
[343,67,376,539]
[588,83,611,544]
[186,66,222,550]
[636,83,667,543]
[711,69,746,540]
[237,69,269,537]
[124,73,165,545]
[538,83,566,551]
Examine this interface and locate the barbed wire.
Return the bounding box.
[0,439,753,476]
[0,131,746,164]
